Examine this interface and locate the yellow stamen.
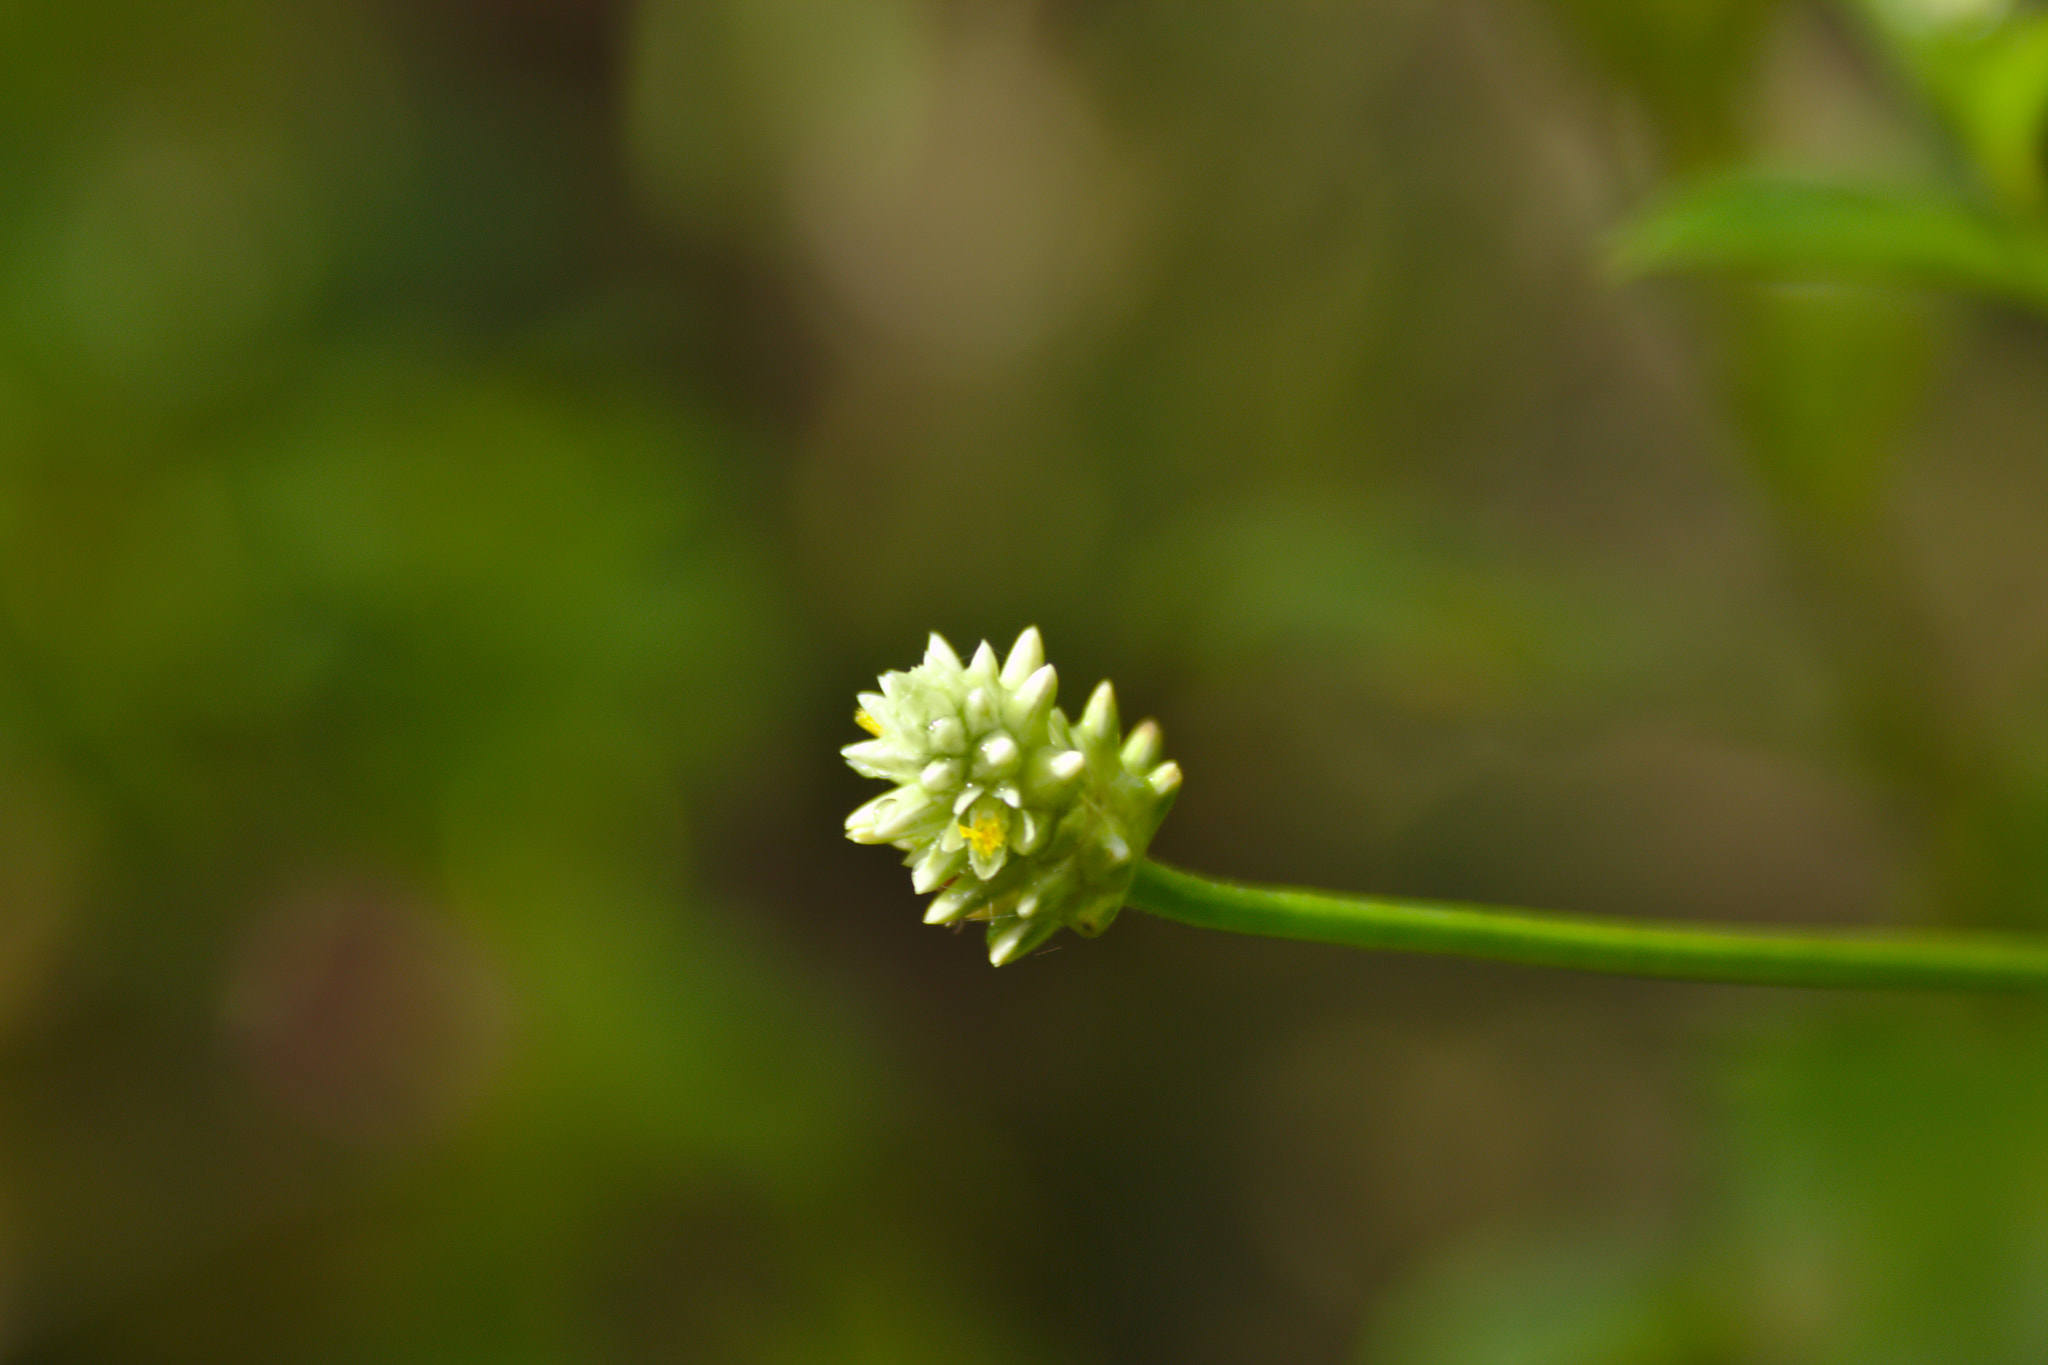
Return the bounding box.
[959,812,1006,858]
[854,708,883,736]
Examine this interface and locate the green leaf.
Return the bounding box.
[1610,174,2048,312]
[1949,14,2048,209]
[1846,0,2048,209]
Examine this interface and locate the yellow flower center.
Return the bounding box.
[854,708,883,736]
[959,812,1006,858]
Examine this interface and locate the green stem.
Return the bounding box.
[1128,860,2048,992]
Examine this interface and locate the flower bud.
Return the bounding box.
[843,628,1181,963]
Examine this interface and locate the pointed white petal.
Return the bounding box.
[1014,809,1042,853]
[1006,663,1057,731]
[842,739,918,779]
[988,921,1031,964]
[1147,761,1183,797]
[925,633,962,671]
[845,791,895,831]
[964,687,995,733]
[927,883,986,924]
[866,788,935,839]
[1077,681,1118,748]
[975,733,1021,778]
[969,640,1000,678]
[1047,709,1072,747]
[927,716,967,754]
[1025,748,1084,803]
[1001,627,1044,687]
[989,917,1058,965]
[1120,720,1162,773]
[911,844,966,894]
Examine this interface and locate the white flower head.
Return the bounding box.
[845,627,1182,964]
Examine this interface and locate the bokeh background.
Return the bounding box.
[7,0,2048,1360]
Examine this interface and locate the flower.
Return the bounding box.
[844,628,1182,964]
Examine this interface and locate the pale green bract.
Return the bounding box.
[844,628,1182,964]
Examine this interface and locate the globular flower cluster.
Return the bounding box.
[844,628,1182,964]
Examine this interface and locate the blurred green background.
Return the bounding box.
[7,0,2048,1360]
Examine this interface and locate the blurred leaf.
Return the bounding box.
[1946,14,2048,210]
[1612,174,2048,311]
[1849,0,2048,209]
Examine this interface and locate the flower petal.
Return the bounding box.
[1001,626,1044,687]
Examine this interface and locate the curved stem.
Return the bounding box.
[1128,860,2048,992]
